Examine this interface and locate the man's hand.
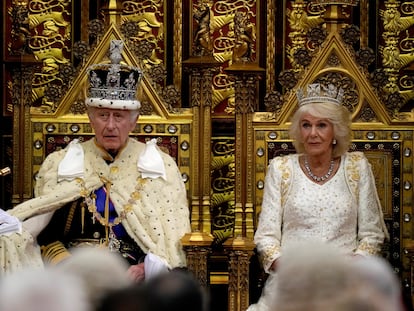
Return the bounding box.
[127,262,145,282]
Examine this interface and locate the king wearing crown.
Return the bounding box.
[0,40,191,282]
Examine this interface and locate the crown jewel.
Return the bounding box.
[296,83,344,107]
[86,40,142,110]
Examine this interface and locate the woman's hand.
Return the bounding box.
[127,262,145,282]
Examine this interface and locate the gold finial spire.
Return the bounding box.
[102,0,122,26]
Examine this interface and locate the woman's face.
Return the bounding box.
[89,108,138,153]
[299,113,335,157]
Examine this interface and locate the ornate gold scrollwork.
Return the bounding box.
[232,11,256,63]
[25,0,71,113]
[379,0,414,116]
[122,1,164,68]
[8,1,31,55]
[193,0,214,56]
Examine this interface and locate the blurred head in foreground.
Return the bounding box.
[97,268,209,311]
[271,241,403,311]
[57,247,132,308]
[0,268,90,311]
[144,268,209,311]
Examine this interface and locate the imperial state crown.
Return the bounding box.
[85,40,142,110]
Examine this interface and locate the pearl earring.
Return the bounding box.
[333,139,337,145]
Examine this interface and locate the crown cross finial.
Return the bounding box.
[109,40,123,64]
[296,83,344,107]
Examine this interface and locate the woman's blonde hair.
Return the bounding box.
[288,102,352,158]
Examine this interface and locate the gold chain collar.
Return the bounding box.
[76,176,147,242]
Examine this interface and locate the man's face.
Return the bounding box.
[88,108,138,153]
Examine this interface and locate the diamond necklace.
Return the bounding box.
[303,157,335,182]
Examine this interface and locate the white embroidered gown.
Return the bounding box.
[248,152,387,311]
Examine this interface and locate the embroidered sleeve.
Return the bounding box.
[350,152,388,255]
[254,156,292,272]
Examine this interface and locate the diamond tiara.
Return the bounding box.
[296,83,344,107]
[86,40,142,110]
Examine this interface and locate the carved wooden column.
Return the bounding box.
[224,236,255,311]
[224,64,264,311]
[179,0,220,288]
[182,59,218,285]
[183,60,219,233]
[183,0,220,234]
[181,231,214,288]
[6,1,39,205]
[225,64,264,239]
[11,63,38,205]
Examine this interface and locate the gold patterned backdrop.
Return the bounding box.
[2,1,414,310]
